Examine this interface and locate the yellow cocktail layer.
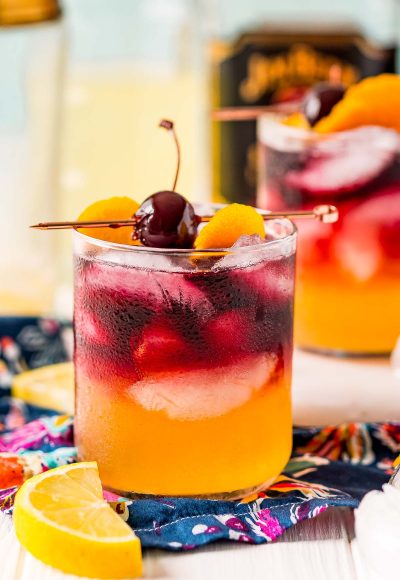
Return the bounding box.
[295,267,400,353]
[76,363,292,496]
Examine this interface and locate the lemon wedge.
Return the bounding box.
[13,462,142,578]
[12,362,74,414]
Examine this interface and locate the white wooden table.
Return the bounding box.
[1,350,398,580]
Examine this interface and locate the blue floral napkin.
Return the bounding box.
[0,317,398,551]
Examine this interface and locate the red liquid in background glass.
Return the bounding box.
[258,122,400,354]
[73,239,295,497]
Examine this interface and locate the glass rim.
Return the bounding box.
[257,110,400,144]
[258,111,309,136]
[73,212,297,257]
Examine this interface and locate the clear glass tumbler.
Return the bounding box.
[74,210,296,499]
[258,114,400,356]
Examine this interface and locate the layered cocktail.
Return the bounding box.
[74,211,296,498]
[257,75,400,355]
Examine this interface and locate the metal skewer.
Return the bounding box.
[211,102,300,122]
[31,219,140,230]
[30,204,338,230]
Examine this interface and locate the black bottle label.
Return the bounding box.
[211,31,396,205]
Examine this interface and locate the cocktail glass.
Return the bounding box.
[74,207,296,499]
[258,115,400,355]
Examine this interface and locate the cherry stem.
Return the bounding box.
[159,119,181,191]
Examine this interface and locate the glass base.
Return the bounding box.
[105,478,276,501]
[299,346,391,359]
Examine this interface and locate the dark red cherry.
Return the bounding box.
[133,190,198,249]
[303,83,346,126]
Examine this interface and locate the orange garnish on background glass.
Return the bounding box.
[315,74,400,133]
[282,112,310,129]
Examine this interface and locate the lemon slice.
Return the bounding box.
[12,362,74,414]
[14,462,142,578]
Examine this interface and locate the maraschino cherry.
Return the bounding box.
[132,120,198,249]
[302,82,346,126]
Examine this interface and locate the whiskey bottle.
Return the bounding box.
[211,17,397,206]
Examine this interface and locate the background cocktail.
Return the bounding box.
[258,110,400,355]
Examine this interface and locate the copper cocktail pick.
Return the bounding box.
[211,102,299,122]
[30,204,338,230]
[211,67,344,122]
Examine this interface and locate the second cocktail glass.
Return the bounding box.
[74,209,296,499]
[258,114,400,355]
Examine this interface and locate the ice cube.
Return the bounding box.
[231,234,265,248]
[97,248,179,273]
[285,126,399,197]
[74,308,111,346]
[134,322,192,374]
[230,257,295,305]
[78,259,211,317]
[213,235,266,271]
[296,219,333,266]
[206,309,254,359]
[333,188,400,281]
[128,353,277,420]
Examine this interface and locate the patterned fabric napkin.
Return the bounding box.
[0,317,399,551]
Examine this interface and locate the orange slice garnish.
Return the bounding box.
[195,204,265,249]
[77,196,140,245]
[315,74,400,133]
[282,112,310,129]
